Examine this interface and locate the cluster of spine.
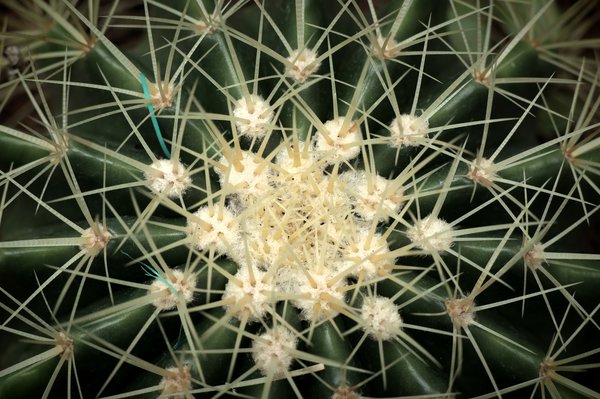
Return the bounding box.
[0,0,599,398]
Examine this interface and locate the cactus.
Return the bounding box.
[1,0,599,398]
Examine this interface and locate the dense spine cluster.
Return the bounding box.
[0,1,599,398]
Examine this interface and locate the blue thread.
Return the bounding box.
[140,73,171,159]
[121,251,178,296]
[121,251,183,351]
[172,324,184,350]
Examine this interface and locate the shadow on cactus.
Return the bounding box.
[1,0,599,398]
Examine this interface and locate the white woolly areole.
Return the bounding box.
[273,266,304,295]
[524,242,545,270]
[160,365,192,397]
[407,215,454,253]
[57,332,74,359]
[187,205,239,255]
[361,296,402,341]
[275,143,319,176]
[446,297,475,329]
[342,230,393,279]
[223,266,273,321]
[389,114,429,147]
[145,159,192,198]
[341,170,404,223]
[372,35,401,59]
[333,387,362,399]
[467,157,497,187]
[216,151,271,203]
[286,48,321,83]
[50,135,69,165]
[149,269,196,310]
[315,117,361,163]
[80,225,111,257]
[192,13,221,34]
[293,270,346,321]
[252,326,298,378]
[539,358,557,382]
[233,95,274,138]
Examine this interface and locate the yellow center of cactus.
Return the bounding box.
[192,129,403,322]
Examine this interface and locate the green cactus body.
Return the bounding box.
[1,0,599,398]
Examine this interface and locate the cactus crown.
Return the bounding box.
[0,0,599,398]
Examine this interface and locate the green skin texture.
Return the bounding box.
[0,0,599,398]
